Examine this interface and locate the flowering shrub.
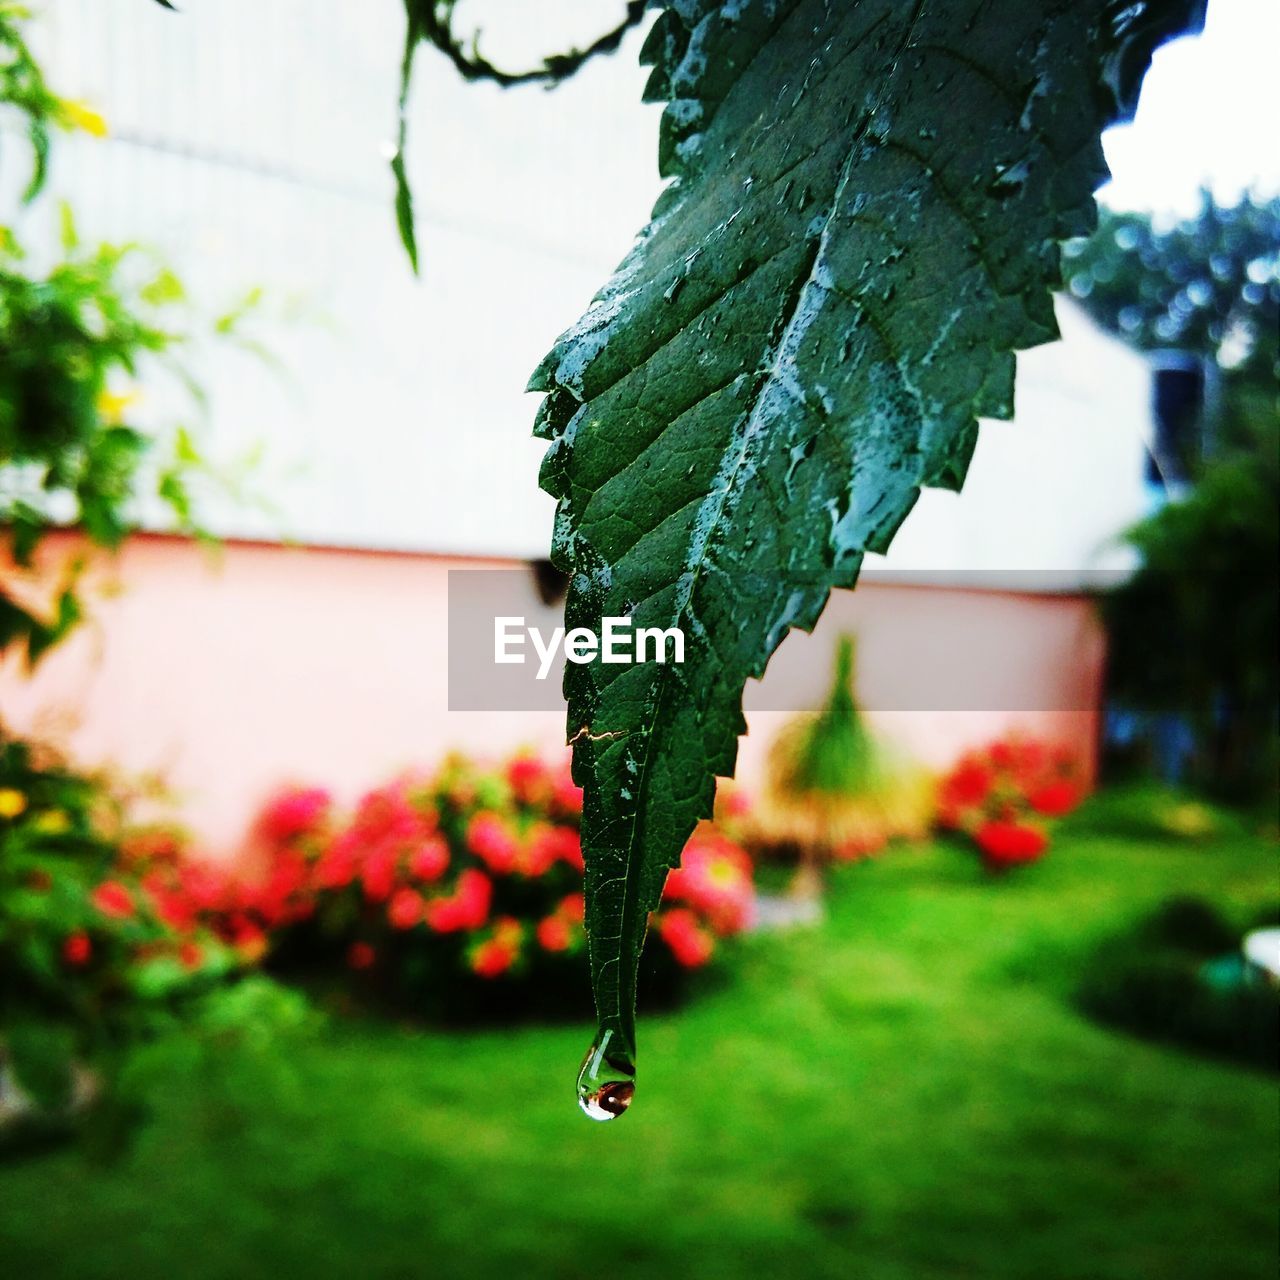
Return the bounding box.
[0,730,271,1134]
[937,736,1085,870]
[165,752,756,1021]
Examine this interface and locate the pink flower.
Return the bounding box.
[549,767,583,816]
[360,845,398,902]
[315,834,360,890]
[467,813,520,875]
[657,908,714,968]
[506,754,549,805]
[425,870,492,933]
[664,834,755,935]
[408,835,450,882]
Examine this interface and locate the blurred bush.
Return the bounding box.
[1077,896,1280,1072]
[937,734,1086,871]
[1064,195,1279,804]
[133,752,756,1023]
[0,725,301,1153]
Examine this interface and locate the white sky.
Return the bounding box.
[1100,0,1280,214]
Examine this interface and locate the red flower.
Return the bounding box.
[1028,779,1082,817]
[425,869,492,933]
[230,921,268,962]
[408,835,449,882]
[178,940,204,970]
[558,892,585,923]
[938,758,993,826]
[143,877,197,933]
[657,908,714,968]
[975,820,1048,867]
[387,887,424,930]
[470,919,522,979]
[549,768,583,816]
[506,754,550,806]
[91,880,135,920]
[62,931,92,966]
[260,787,331,843]
[663,834,755,935]
[360,845,398,902]
[467,813,520,874]
[536,916,571,952]
[347,941,376,970]
[315,835,360,890]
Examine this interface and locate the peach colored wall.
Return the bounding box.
[1,534,1102,856]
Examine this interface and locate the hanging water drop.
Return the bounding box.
[577,1028,636,1122]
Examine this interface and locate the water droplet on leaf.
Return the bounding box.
[577,1029,636,1122]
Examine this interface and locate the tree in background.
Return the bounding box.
[1062,196,1279,802]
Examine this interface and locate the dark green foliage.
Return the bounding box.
[531,0,1206,1070]
[1078,896,1280,1073]
[1062,196,1279,800]
[1063,194,1280,389]
[1102,446,1279,799]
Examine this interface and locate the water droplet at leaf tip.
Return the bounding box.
[578,1080,635,1122]
[576,1029,636,1122]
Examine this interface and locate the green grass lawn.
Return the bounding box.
[2,812,1277,1280]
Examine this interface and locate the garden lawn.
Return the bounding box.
[2,816,1277,1280]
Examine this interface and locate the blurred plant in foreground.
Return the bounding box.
[748,636,934,891]
[0,725,303,1153]
[1,2,265,665]
[937,735,1085,871]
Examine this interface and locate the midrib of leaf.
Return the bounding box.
[608,1,928,1044]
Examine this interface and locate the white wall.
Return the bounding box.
[28,1,1152,582]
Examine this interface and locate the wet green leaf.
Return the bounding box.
[531,0,1206,1075]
